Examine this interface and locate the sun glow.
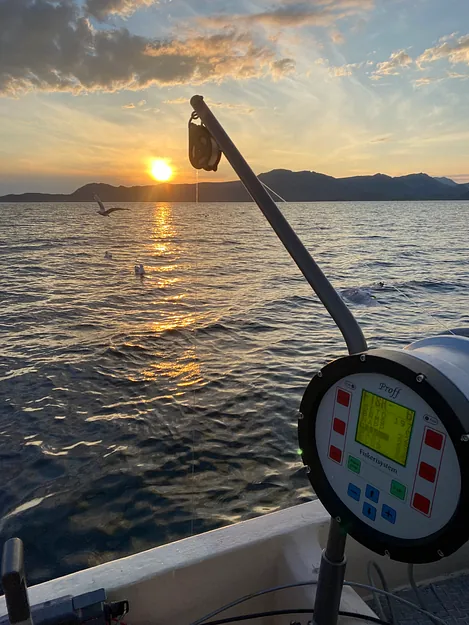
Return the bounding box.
[150,159,173,182]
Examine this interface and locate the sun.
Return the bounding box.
[150,159,173,182]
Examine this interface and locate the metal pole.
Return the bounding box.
[312,519,347,625]
[190,95,367,355]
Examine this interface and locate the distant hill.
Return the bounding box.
[435,176,459,187]
[1,171,468,203]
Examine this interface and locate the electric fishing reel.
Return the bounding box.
[188,112,222,172]
[299,334,469,564]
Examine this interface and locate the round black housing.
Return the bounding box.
[298,347,469,563]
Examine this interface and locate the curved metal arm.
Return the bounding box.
[190,95,367,355]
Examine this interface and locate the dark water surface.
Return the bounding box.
[1,201,469,584]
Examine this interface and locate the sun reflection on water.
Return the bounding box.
[141,347,201,385]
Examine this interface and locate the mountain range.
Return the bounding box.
[1,170,469,203]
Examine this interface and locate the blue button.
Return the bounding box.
[365,484,380,503]
[347,483,361,501]
[362,502,377,521]
[381,504,396,524]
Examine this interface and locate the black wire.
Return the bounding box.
[201,608,390,625]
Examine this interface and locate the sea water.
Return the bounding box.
[1,200,468,584]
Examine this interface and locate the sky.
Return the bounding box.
[0,0,468,194]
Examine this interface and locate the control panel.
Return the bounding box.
[316,373,459,539]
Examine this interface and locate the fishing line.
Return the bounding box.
[353,254,456,337]
[190,198,198,537]
[186,166,201,536]
[259,180,286,203]
[255,177,457,337]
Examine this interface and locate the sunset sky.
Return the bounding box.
[1,0,468,194]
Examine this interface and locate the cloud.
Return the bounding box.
[271,58,296,77]
[0,0,294,96]
[330,65,354,76]
[122,98,146,108]
[85,0,157,21]
[447,70,469,80]
[164,97,188,105]
[324,59,373,77]
[331,30,345,44]
[413,76,443,87]
[418,33,469,66]
[202,0,374,30]
[372,49,412,79]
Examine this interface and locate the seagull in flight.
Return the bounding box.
[94,194,130,217]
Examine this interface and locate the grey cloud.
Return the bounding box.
[0,0,294,96]
[85,0,157,21]
[271,58,296,76]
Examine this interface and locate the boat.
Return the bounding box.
[2,96,469,625]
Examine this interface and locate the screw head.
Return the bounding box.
[437,549,444,558]
[461,434,469,442]
[360,354,366,362]
[416,374,425,383]
[335,516,341,523]
[384,549,391,558]
[317,371,323,378]
[298,411,304,420]
[305,466,311,474]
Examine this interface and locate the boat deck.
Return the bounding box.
[368,571,469,624]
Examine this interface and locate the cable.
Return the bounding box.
[189,581,317,625]
[366,561,397,624]
[259,180,287,203]
[354,255,456,337]
[257,178,458,337]
[201,609,390,625]
[189,579,447,625]
[407,563,428,612]
[407,564,446,625]
[259,175,456,338]
[346,582,447,625]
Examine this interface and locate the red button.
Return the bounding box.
[419,461,437,483]
[333,418,346,436]
[412,493,431,515]
[337,389,350,407]
[425,429,443,451]
[329,445,342,463]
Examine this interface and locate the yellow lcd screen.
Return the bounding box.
[355,390,415,466]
